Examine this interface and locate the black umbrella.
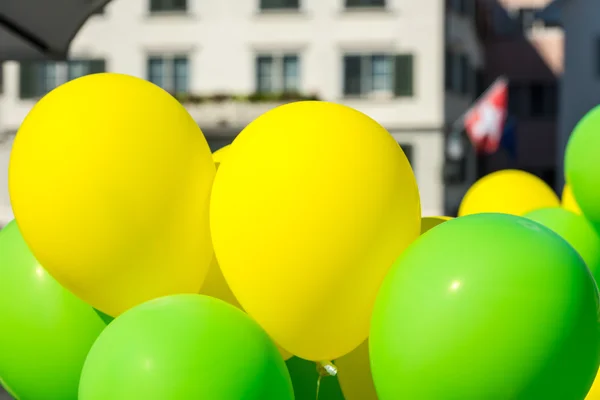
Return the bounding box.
[0,0,112,61]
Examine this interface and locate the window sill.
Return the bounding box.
[18,96,42,102]
[341,6,393,14]
[254,9,307,17]
[341,95,413,102]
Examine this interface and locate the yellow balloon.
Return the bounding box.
[458,169,559,217]
[335,340,378,400]
[210,101,421,361]
[335,218,453,399]
[421,216,452,234]
[212,145,230,168]
[201,257,242,309]
[201,257,293,361]
[562,184,582,215]
[8,73,216,317]
[586,368,600,399]
[200,150,291,361]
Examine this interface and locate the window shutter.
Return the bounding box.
[19,61,38,99]
[172,0,187,11]
[343,55,362,96]
[394,54,414,97]
[150,0,162,12]
[89,59,106,74]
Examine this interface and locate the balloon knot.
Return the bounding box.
[317,360,337,377]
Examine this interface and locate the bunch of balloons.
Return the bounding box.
[0,72,599,400]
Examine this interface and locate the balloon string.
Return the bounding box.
[316,375,322,400]
[315,360,337,400]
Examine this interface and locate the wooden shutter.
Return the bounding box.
[394,54,414,97]
[172,0,187,11]
[150,0,162,12]
[89,59,106,74]
[346,0,385,6]
[343,55,362,96]
[19,61,38,99]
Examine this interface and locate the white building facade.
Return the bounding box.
[0,0,483,225]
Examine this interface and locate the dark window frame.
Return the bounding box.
[259,0,300,11]
[342,53,414,98]
[19,59,106,100]
[149,0,187,13]
[146,54,190,95]
[345,0,386,8]
[254,53,301,94]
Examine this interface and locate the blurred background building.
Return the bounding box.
[1,0,599,226]
[0,0,484,221]
[478,0,561,184]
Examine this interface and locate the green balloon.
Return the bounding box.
[370,213,599,400]
[525,207,600,283]
[0,221,108,400]
[285,357,345,400]
[565,105,600,226]
[93,308,114,325]
[1,375,19,399]
[79,294,294,400]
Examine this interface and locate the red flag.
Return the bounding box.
[463,77,509,154]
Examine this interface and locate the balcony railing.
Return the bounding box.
[174,91,319,130]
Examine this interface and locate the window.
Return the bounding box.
[149,0,187,13]
[445,50,472,96]
[343,53,413,97]
[255,54,300,93]
[475,69,484,97]
[260,0,299,10]
[346,0,385,8]
[530,83,557,117]
[508,83,526,116]
[459,54,470,95]
[147,55,189,94]
[19,59,105,99]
